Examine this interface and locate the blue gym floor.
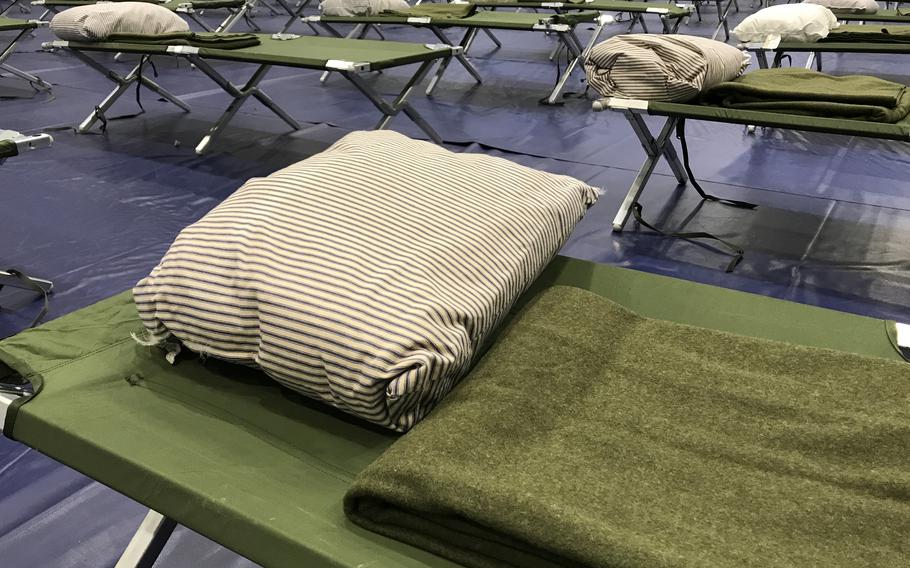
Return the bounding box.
[1,2,909,566]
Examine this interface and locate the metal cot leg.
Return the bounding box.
[710,0,734,41]
[70,53,189,133]
[187,58,301,154]
[426,25,482,95]
[114,510,178,568]
[544,20,607,105]
[0,28,52,90]
[343,58,444,143]
[612,114,687,232]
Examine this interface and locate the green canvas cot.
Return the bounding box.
[592,88,910,264]
[45,34,459,153]
[306,10,611,104]
[470,0,693,34]
[834,9,910,24]
[1,257,906,567]
[742,25,910,70]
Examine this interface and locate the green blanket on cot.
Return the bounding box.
[383,3,476,19]
[822,24,910,42]
[346,285,910,568]
[105,31,260,49]
[699,68,910,123]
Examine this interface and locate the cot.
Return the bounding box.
[306,10,610,104]
[1,254,907,568]
[469,0,694,34]
[0,17,52,90]
[32,0,259,33]
[0,129,54,325]
[593,95,910,265]
[45,34,459,153]
[742,25,910,70]
[835,8,910,24]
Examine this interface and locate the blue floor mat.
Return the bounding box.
[1,3,909,566]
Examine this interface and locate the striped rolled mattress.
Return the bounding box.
[133,130,600,431]
[584,34,750,102]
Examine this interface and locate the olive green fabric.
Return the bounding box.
[0,16,38,32]
[1,258,903,568]
[59,34,454,70]
[472,0,691,18]
[317,10,598,29]
[629,98,910,140]
[384,3,476,19]
[823,24,910,42]
[346,285,910,568]
[106,31,260,48]
[699,68,910,123]
[0,139,18,159]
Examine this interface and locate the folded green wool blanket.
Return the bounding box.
[105,31,260,49]
[383,3,476,19]
[822,24,910,43]
[346,285,910,568]
[699,68,910,123]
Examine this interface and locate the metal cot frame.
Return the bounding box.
[44,39,458,153]
[741,39,910,73]
[593,96,910,232]
[0,20,52,90]
[0,131,55,297]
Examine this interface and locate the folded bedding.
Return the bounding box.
[50,2,189,41]
[700,68,910,122]
[105,31,260,48]
[134,131,599,432]
[345,284,910,568]
[320,0,409,17]
[382,3,476,18]
[585,34,749,102]
[804,0,879,14]
[821,24,910,42]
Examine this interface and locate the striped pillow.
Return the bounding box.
[584,35,750,102]
[133,131,600,431]
[51,2,189,42]
[320,0,410,17]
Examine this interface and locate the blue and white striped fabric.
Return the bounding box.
[585,35,749,102]
[50,2,189,42]
[133,131,600,431]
